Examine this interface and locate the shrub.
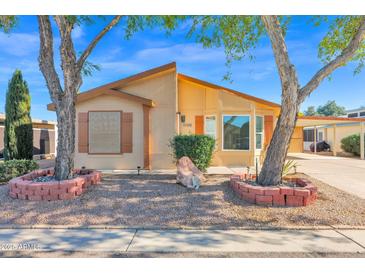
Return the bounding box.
[0,159,39,183]
[169,134,215,171]
[341,134,365,156]
[4,70,33,160]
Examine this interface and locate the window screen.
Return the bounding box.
[89,111,121,153]
[205,116,216,139]
[304,129,314,142]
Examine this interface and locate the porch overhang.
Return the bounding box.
[296,116,365,159]
[297,116,365,127]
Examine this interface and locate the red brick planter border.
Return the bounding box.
[230,174,317,207]
[8,168,102,201]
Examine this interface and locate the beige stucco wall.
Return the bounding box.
[178,79,278,167]
[75,95,144,170]
[75,69,177,170]
[121,70,177,169]
[325,123,362,153]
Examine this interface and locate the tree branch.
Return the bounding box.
[37,15,63,103]
[76,16,122,71]
[261,16,299,99]
[298,18,365,104]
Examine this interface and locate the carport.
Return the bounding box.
[296,116,365,160]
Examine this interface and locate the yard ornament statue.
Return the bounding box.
[176,156,206,190]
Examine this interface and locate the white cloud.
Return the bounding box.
[97,61,143,73]
[0,32,39,56]
[135,43,225,63]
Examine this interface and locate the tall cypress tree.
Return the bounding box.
[4,70,33,160]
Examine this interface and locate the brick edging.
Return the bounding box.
[8,168,102,201]
[230,174,318,207]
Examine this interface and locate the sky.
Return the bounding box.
[0,16,364,121]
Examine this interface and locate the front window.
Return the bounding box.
[89,111,121,154]
[204,115,216,139]
[223,115,250,150]
[256,116,263,149]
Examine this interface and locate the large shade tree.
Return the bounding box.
[185,16,365,185]
[1,15,178,180]
[304,100,347,116]
[37,16,124,180]
[38,15,180,180]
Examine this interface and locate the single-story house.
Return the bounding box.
[299,116,365,156]
[0,113,57,159]
[47,62,365,170]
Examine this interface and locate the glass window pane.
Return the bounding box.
[256,116,263,132]
[255,116,263,149]
[223,115,250,150]
[89,112,121,153]
[256,133,262,149]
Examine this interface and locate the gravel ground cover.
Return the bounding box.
[0,173,364,227]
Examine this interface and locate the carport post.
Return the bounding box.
[361,122,364,160]
[314,126,317,154]
[332,124,337,156]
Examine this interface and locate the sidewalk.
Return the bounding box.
[0,228,365,255]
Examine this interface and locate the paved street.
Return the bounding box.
[0,228,364,256]
[288,153,365,199]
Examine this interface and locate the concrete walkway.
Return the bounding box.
[0,228,364,254]
[288,153,365,199]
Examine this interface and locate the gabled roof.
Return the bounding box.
[47,62,175,111]
[47,89,155,111]
[177,73,281,109]
[47,61,281,111]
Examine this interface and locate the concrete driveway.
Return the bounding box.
[288,153,365,199]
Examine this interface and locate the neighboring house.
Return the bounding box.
[47,62,365,169]
[0,113,57,159]
[300,116,365,157]
[302,108,365,153]
[345,107,365,118]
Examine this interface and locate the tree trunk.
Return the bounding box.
[258,88,299,185]
[54,92,76,179]
[37,15,122,181]
[258,16,365,186]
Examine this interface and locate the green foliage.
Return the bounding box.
[304,106,317,116]
[123,16,185,39]
[281,159,298,177]
[81,60,101,77]
[0,16,17,33]
[4,70,33,160]
[341,134,364,156]
[170,135,215,171]
[186,16,266,80]
[304,101,346,117]
[0,159,38,183]
[317,16,365,74]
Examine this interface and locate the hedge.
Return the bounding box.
[0,159,39,183]
[341,133,365,156]
[169,134,215,171]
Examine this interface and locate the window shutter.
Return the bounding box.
[122,112,133,153]
[195,115,204,135]
[78,112,89,153]
[264,115,273,147]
